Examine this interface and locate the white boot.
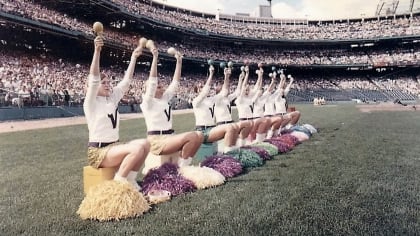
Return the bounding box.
[223,145,237,153]
[236,138,246,147]
[266,130,274,139]
[256,133,266,142]
[127,171,141,191]
[245,138,253,145]
[178,157,192,167]
[114,173,128,184]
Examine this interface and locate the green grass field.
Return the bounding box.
[1,104,420,235]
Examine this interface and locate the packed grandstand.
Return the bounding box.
[0,0,419,110]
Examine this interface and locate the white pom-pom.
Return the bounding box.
[291,131,310,142]
[179,166,225,189]
[146,40,155,50]
[303,124,317,134]
[138,37,147,48]
[167,47,177,55]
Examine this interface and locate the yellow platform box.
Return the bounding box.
[83,166,116,194]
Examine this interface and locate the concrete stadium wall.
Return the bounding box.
[0,105,141,121]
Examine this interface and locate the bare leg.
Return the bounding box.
[270,116,283,132]
[254,117,269,142]
[237,120,252,139]
[160,131,204,158]
[249,118,266,141]
[208,124,237,147]
[100,139,150,177]
[289,111,301,125]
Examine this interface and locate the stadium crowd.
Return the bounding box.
[1,0,420,67]
[110,0,420,40]
[0,0,419,108]
[1,49,418,108]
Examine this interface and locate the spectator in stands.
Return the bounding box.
[17,85,31,108]
[140,45,203,167]
[192,64,238,153]
[83,36,150,191]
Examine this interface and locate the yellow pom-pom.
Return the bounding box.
[146,40,155,50]
[77,180,150,221]
[138,37,147,48]
[92,22,103,35]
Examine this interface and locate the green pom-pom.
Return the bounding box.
[225,149,263,168]
[251,143,278,156]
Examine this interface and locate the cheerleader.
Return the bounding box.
[84,36,150,190]
[192,65,237,153]
[140,46,203,167]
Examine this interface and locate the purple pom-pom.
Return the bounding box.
[141,163,196,196]
[287,134,301,146]
[271,134,300,148]
[201,155,243,178]
[264,139,291,153]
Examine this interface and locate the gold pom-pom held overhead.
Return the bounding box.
[138,37,147,48]
[92,22,104,36]
[167,47,177,55]
[146,40,156,50]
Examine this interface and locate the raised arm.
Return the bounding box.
[204,65,214,88]
[240,66,250,96]
[164,50,182,98]
[251,67,264,101]
[278,70,286,93]
[84,36,103,120]
[116,45,143,93]
[89,36,102,78]
[172,51,183,83]
[218,67,231,97]
[252,67,264,95]
[143,48,159,100]
[232,68,244,98]
[266,71,277,93]
[193,65,214,105]
[284,74,294,96]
